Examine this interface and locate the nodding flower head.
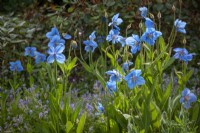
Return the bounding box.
[174,19,186,34]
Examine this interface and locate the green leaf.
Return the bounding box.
[67,57,77,71]
[27,63,33,73]
[76,112,86,133]
[66,121,73,133]
[191,104,199,122]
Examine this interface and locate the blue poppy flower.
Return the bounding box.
[89,31,96,40]
[139,7,148,18]
[141,28,162,46]
[173,48,194,64]
[35,52,46,64]
[24,47,37,57]
[106,69,122,82]
[122,61,133,71]
[9,60,23,72]
[174,19,186,34]
[47,44,66,64]
[62,33,71,40]
[108,13,123,30]
[124,70,145,89]
[46,27,60,39]
[97,103,104,113]
[106,81,117,94]
[180,88,197,109]
[48,35,65,47]
[83,31,98,52]
[106,29,120,44]
[145,18,154,28]
[126,34,141,54]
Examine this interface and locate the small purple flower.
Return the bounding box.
[124,70,145,89]
[141,28,162,46]
[106,29,120,44]
[126,34,141,54]
[180,88,197,109]
[173,48,194,64]
[46,27,60,39]
[86,103,93,113]
[97,36,105,43]
[106,69,122,82]
[9,60,23,72]
[24,47,37,57]
[174,19,186,34]
[108,13,123,30]
[106,81,117,94]
[97,103,104,113]
[35,52,46,64]
[139,7,148,18]
[48,35,65,47]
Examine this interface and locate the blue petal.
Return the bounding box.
[47,55,55,63]
[63,34,72,40]
[56,54,65,64]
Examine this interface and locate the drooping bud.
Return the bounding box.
[172,5,176,12]
[71,40,78,49]
[149,13,154,19]
[183,37,186,45]
[126,23,132,30]
[139,22,143,29]
[157,11,161,19]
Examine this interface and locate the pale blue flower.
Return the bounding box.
[122,61,133,71]
[117,36,126,47]
[46,27,60,39]
[9,60,23,72]
[106,69,122,82]
[106,81,117,94]
[83,31,98,52]
[124,70,145,89]
[108,13,123,30]
[48,35,65,47]
[106,29,120,44]
[173,48,194,64]
[47,44,65,64]
[174,19,186,34]
[180,88,197,109]
[126,34,141,54]
[141,28,162,46]
[63,33,71,40]
[35,52,46,64]
[139,7,148,18]
[24,47,37,57]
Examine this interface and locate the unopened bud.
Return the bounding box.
[139,22,143,29]
[71,40,78,49]
[183,38,186,45]
[157,11,161,19]
[172,5,176,12]
[126,24,131,29]
[149,13,154,19]
[104,10,108,18]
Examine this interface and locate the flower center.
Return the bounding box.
[132,76,137,82]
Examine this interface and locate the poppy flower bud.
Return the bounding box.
[71,40,78,49]
[149,13,154,19]
[172,5,176,12]
[183,37,186,45]
[157,11,161,19]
